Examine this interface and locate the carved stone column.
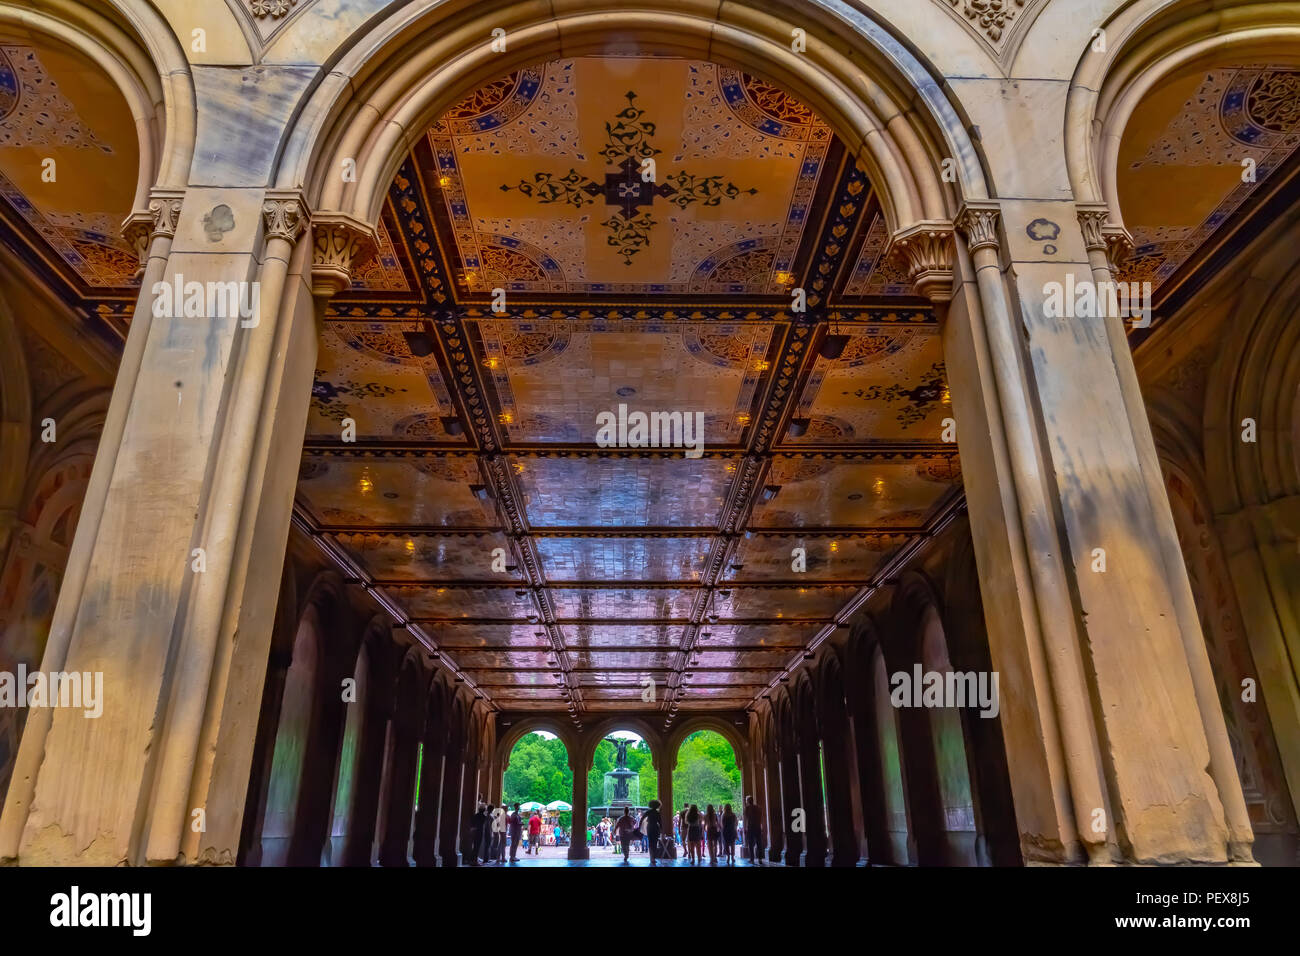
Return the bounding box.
[1077,203,1254,859]
[0,186,320,865]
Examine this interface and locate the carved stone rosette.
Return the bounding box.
[888,221,955,304]
[311,214,378,297]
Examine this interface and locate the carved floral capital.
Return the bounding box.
[955,202,1001,254]
[311,214,378,297]
[262,195,307,246]
[888,221,955,304]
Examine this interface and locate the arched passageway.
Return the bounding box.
[0,0,1296,879]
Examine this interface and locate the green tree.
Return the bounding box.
[502,733,573,825]
[672,730,741,811]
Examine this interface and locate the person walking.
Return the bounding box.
[722,803,738,865]
[743,795,763,864]
[639,800,663,866]
[705,804,720,865]
[615,806,636,863]
[508,803,523,862]
[527,808,543,855]
[678,804,689,853]
[686,804,703,865]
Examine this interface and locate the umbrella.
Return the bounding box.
[519,801,545,810]
[546,800,572,811]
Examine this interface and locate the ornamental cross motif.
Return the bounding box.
[501,91,756,264]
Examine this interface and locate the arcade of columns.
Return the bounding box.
[1,0,1299,866]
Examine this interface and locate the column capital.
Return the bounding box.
[887,220,954,304]
[261,190,309,245]
[121,191,185,273]
[311,213,378,298]
[1076,203,1134,273]
[955,201,1001,254]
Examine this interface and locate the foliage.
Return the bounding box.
[501,732,572,823]
[671,731,741,812]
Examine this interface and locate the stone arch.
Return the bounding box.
[278,0,988,242]
[665,715,748,777]
[1149,406,1300,865]
[6,0,194,205]
[577,715,663,769]
[496,717,579,775]
[1066,0,1300,226]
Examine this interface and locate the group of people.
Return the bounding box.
[597,795,767,866]
[465,796,766,865]
[466,802,564,865]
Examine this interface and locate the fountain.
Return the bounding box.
[590,737,644,821]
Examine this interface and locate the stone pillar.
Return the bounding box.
[1079,205,1255,859]
[888,200,1250,864]
[341,683,389,867]
[0,188,323,866]
[567,747,590,860]
[412,722,446,868]
[656,751,673,855]
[779,725,802,865]
[765,734,784,863]
[458,748,480,863]
[821,701,862,867]
[437,748,463,867]
[797,715,829,868]
[377,712,419,867]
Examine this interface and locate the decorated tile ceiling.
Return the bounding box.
[300,56,968,716]
[0,37,138,296]
[1117,64,1300,295]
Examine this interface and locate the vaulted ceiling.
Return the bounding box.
[1,42,1298,720]
[298,55,957,717]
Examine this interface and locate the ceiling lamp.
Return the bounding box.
[787,417,810,438]
[440,416,464,436]
[402,330,436,357]
[760,485,781,503]
[819,334,849,360]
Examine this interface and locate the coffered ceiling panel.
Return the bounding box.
[707,588,858,620]
[785,327,949,443]
[392,586,534,620]
[287,53,980,720]
[517,456,733,527]
[749,458,961,529]
[310,321,465,443]
[1116,65,1300,295]
[335,532,521,582]
[723,534,901,582]
[535,536,711,582]
[419,624,550,648]
[477,320,776,446]
[429,57,833,297]
[549,588,696,619]
[563,624,687,647]
[299,456,493,527]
